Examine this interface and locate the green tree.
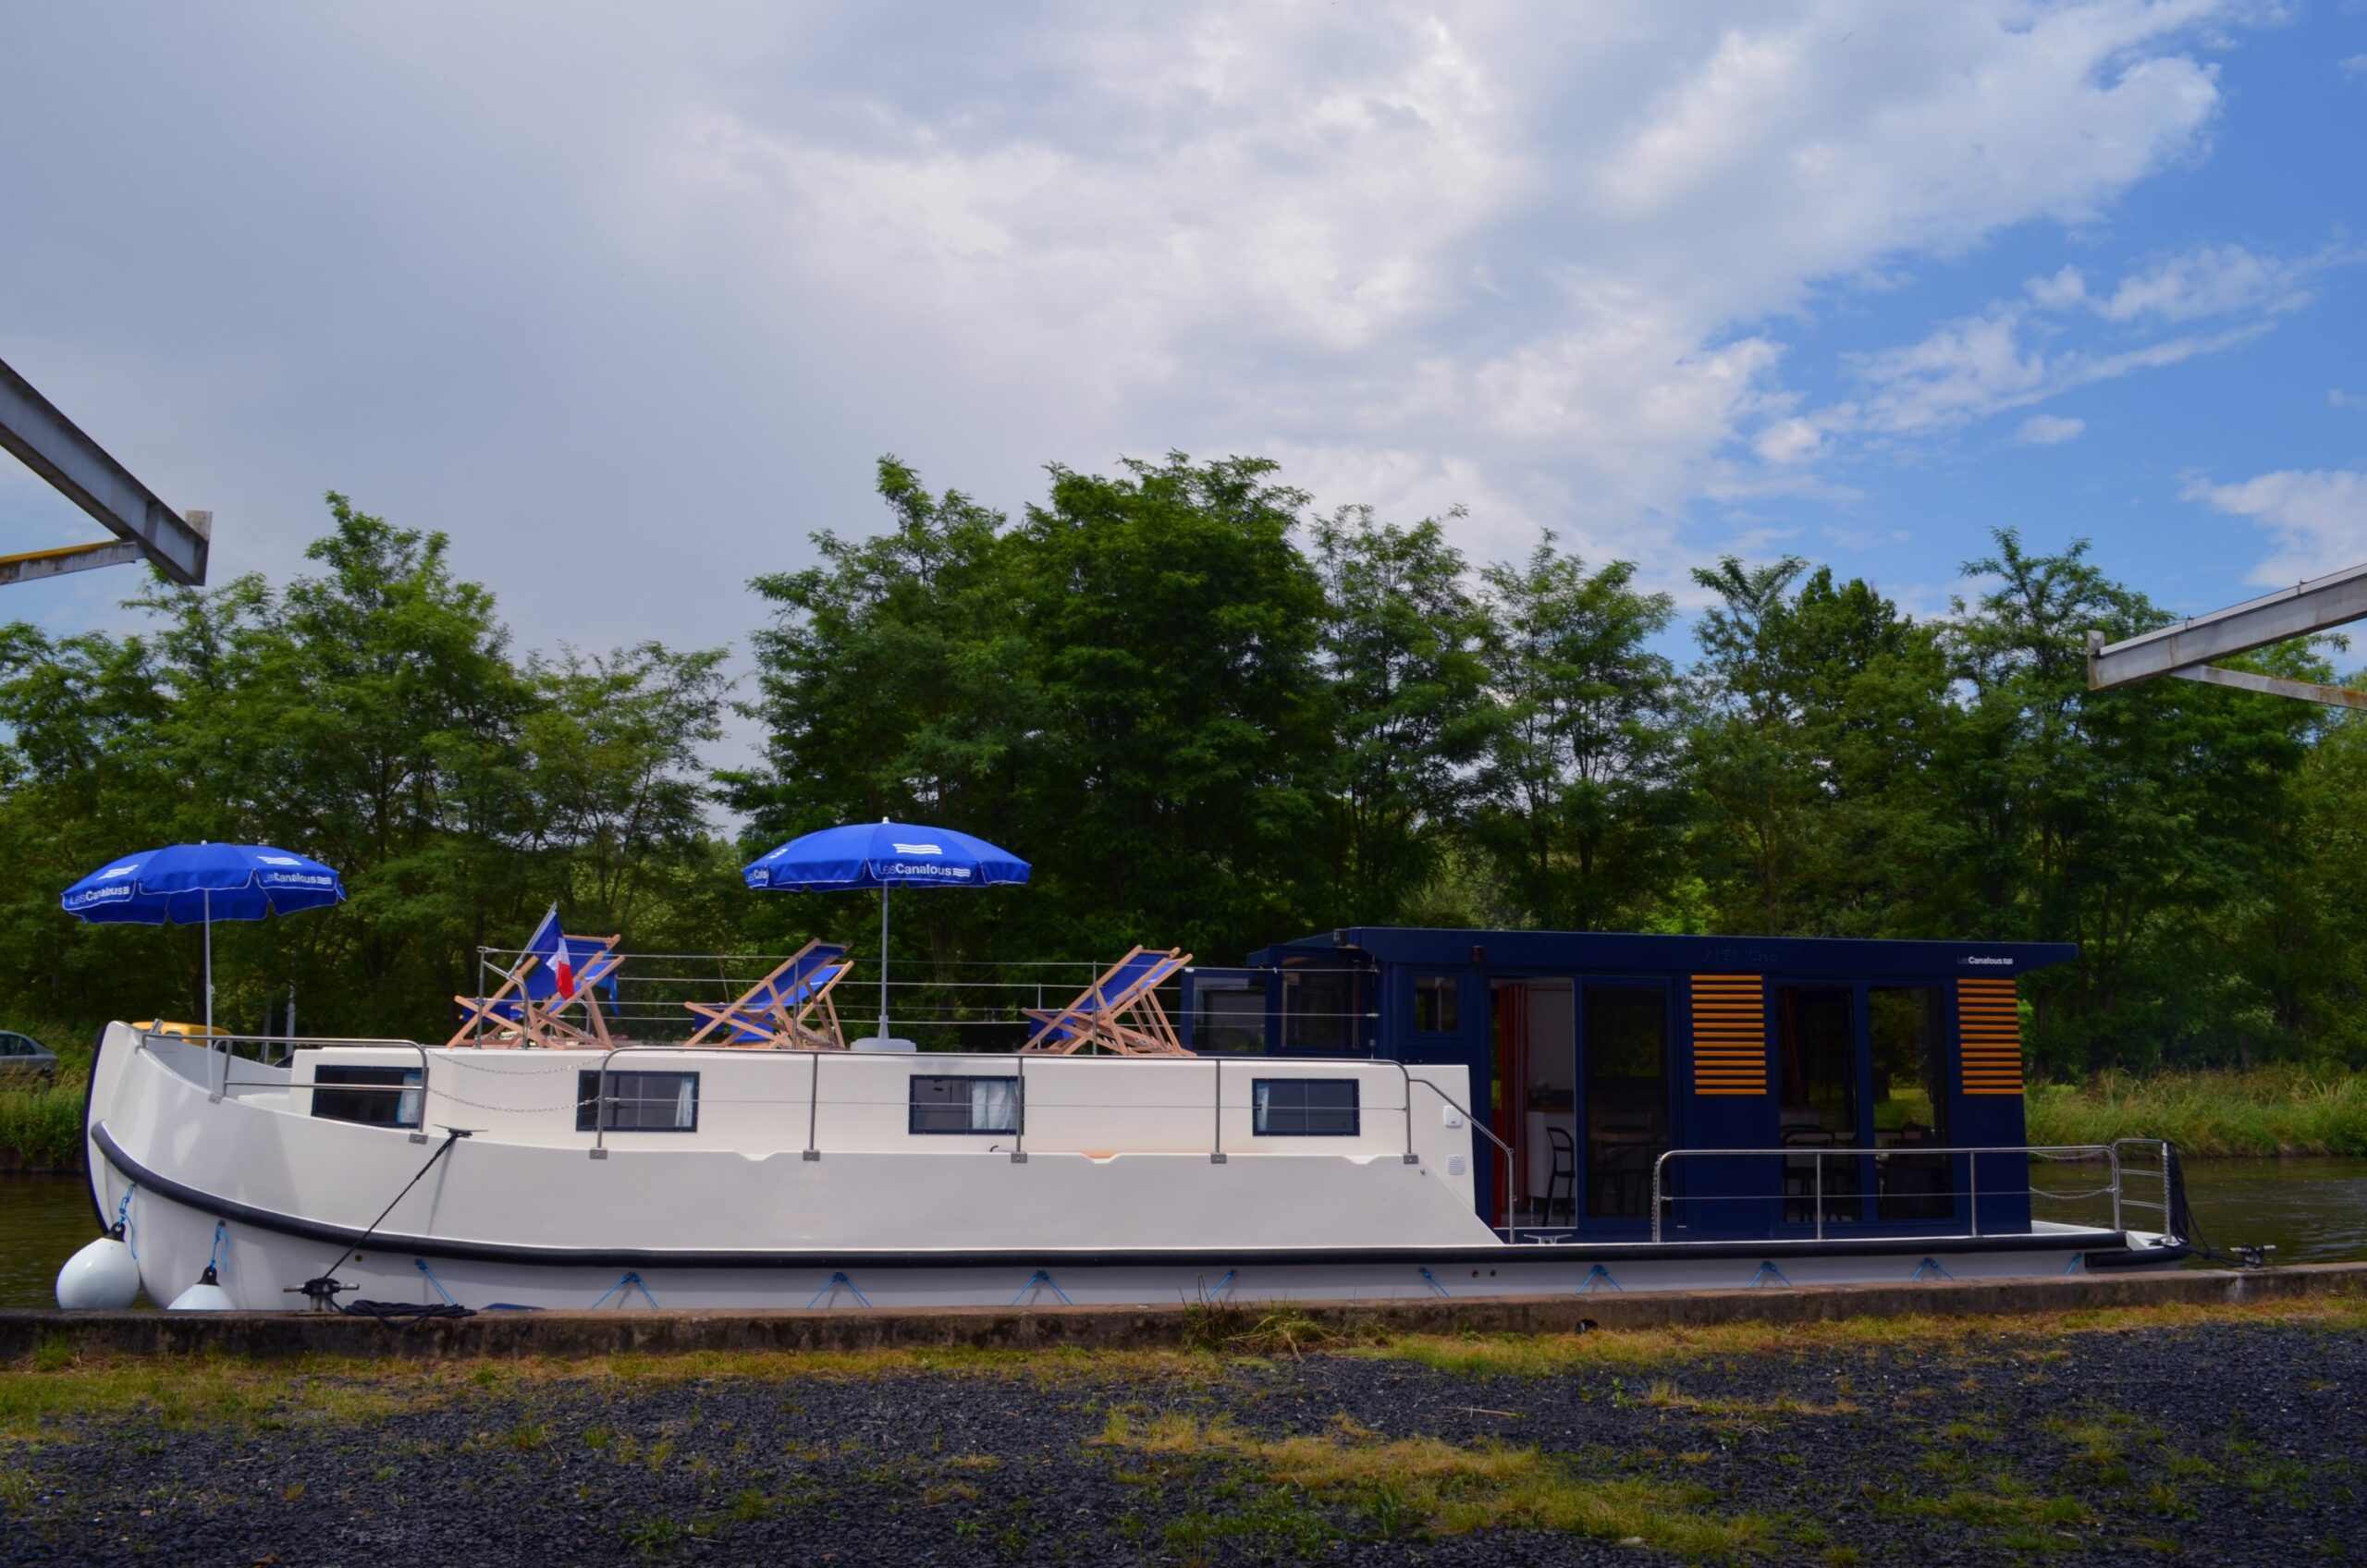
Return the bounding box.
[1938,531,2318,1070]
[1008,454,1330,960]
[723,457,1034,993]
[523,641,732,937]
[1699,566,1959,937]
[0,494,727,1043]
[1310,505,1493,924]
[1682,554,1815,932]
[1474,540,1679,929]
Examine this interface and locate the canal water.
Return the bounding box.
[0,1160,2361,1310]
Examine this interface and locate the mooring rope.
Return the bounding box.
[288,1128,478,1322]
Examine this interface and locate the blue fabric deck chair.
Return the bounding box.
[448,907,623,1048]
[682,939,851,1050]
[1020,945,1194,1056]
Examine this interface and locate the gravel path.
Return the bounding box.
[1,1317,2358,1565]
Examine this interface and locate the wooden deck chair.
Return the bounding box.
[682,939,851,1049]
[448,912,622,1048]
[509,940,627,1049]
[1020,946,1194,1055]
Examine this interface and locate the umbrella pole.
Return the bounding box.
[878,885,890,1040]
[202,888,214,1038]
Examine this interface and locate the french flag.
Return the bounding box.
[526,905,578,999]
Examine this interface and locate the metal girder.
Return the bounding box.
[2170,663,2367,712]
[0,355,208,586]
[2087,561,2367,708]
[0,539,141,587]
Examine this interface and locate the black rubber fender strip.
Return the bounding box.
[92,1122,2140,1274]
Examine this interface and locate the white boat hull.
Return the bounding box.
[81,1023,2183,1312]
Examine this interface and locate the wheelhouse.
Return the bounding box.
[1189,928,2070,1241]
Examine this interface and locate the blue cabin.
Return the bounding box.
[1184,928,2071,1242]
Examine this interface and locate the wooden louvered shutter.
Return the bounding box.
[1956,977,2025,1096]
[1689,975,1765,1096]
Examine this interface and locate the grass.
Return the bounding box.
[1641,1379,1865,1421]
[1355,1294,2367,1377]
[4,1294,2361,1445]
[5,1303,2359,1560]
[1097,1410,1771,1558]
[0,1076,86,1169]
[2027,1064,2367,1157]
[0,1349,427,1441]
[0,1014,95,1169]
[1180,1303,1386,1357]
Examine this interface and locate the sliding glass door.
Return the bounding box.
[1775,985,1860,1224]
[1581,986,1670,1221]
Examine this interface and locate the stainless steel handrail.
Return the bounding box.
[1212,1057,1221,1163]
[1649,1144,2124,1242]
[2110,1137,2175,1230]
[164,1030,437,1144]
[206,1035,1466,1184]
[1401,1073,1520,1243]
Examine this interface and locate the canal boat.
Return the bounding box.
[71,929,2190,1311]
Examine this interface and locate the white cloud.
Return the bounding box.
[2187,470,2367,584]
[2017,414,2088,445]
[2084,244,2326,322]
[2333,388,2364,411]
[0,0,2295,657]
[644,0,2259,575]
[1809,240,2336,440]
[2025,266,2093,312]
[2342,54,2367,77]
[1754,417,1827,465]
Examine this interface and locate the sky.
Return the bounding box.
[4,1,2364,679]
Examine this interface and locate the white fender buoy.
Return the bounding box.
[55,1232,140,1310]
[166,1267,235,1312]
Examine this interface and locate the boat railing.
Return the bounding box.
[2109,1138,2176,1234]
[153,1028,437,1144]
[1401,1072,1522,1243]
[570,1046,1510,1225]
[1648,1144,2128,1243]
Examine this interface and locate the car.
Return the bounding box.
[0,1031,58,1078]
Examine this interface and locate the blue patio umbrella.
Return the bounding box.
[743,819,1028,1042]
[61,843,347,1035]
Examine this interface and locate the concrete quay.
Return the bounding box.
[6,1260,2361,1361]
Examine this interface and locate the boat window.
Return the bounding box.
[312,1065,422,1129]
[1282,968,1360,1053]
[909,1075,1021,1134]
[1251,1078,1359,1135]
[1192,983,1267,1054]
[575,1071,699,1133]
[1871,986,1952,1221]
[1413,975,1458,1034]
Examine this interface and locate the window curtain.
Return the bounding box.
[397,1075,423,1127]
[971,1078,1016,1133]
[672,1075,695,1129]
